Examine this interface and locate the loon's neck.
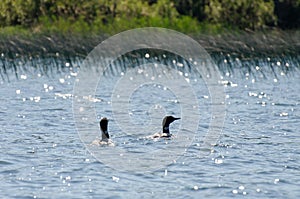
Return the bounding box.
[163,125,170,134]
[101,130,109,141]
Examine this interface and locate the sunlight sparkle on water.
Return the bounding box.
[239,185,245,190]
[70,72,77,76]
[177,62,184,67]
[112,176,120,183]
[20,75,27,80]
[138,69,144,74]
[214,159,223,164]
[59,78,65,83]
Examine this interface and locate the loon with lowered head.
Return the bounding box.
[92,117,115,146]
[150,116,180,139]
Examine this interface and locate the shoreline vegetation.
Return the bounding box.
[1,29,299,59]
[0,0,299,58]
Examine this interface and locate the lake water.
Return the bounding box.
[0,51,299,199]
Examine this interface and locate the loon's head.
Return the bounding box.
[162,116,180,134]
[100,117,109,140]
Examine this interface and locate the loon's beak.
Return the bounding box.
[174,117,180,120]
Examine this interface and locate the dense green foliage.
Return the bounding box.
[204,0,276,29]
[0,0,299,34]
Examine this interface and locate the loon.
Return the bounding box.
[150,116,180,139]
[92,117,114,146]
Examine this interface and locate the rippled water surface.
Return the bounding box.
[0,53,299,198]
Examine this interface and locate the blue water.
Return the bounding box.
[0,54,299,198]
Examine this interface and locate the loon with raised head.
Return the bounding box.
[92,117,114,146]
[150,116,180,139]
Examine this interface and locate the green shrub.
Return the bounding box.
[0,0,38,27]
[204,0,277,30]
